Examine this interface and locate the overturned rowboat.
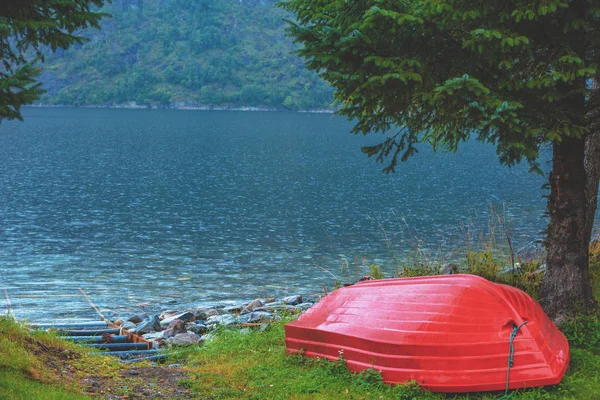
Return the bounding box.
[285,274,569,393]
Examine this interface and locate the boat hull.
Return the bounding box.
[285,275,569,393]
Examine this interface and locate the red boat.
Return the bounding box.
[285,274,569,393]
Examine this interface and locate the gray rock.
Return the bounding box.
[128,369,140,376]
[159,310,181,320]
[188,308,209,320]
[244,299,264,312]
[517,239,546,265]
[128,313,149,324]
[254,305,283,312]
[134,315,162,334]
[186,322,208,334]
[120,321,137,331]
[168,332,202,346]
[237,312,275,324]
[205,309,220,317]
[282,295,302,305]
[206,314,237,326]
[193,312,207,320]
[224,305,244,314]
[160,312,194,327]
[257,301,285,311]
[442,263,459,275]
[167,363,181,369]
[259,297,277,304]
[142,332,164,341]
[163,320,187,339]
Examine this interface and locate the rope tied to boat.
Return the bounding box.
[504,321,528,397]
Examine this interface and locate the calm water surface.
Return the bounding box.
[0,108,577,321]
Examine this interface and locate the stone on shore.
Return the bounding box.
[111,293,315,347]
[282,295,302,305]
[190,308,209,320]
[244,299,264,312]
[134,315,162,334]
[142,332,164,341]
[120,321,137,331]
[206,314,237,326]
[186,322,208,334]
[224,305,244,314]
[205,309,220,317]
[159,310,181,320]
[237,311,275,324]
[160,312,194,327]
[128,313,149,324]
[167,332,202,346]
[163,320,187,339]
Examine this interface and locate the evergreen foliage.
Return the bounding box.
[280,0,597,173]
[280,0,600,320]
[38,0,333,110]
[0,0,108,121]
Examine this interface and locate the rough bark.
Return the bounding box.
[584,82,600,242]
[540,137,597,324]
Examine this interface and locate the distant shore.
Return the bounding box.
[26,103,335,114]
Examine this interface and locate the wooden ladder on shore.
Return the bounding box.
[21,288,162,363]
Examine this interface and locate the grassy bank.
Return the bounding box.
[0,317,101,399]
[1,245,599,399]
[0,317,190,399]
[2,313,599,399]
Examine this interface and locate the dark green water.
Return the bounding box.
[0,108,572,321]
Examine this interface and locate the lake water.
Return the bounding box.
[0,108,583,322]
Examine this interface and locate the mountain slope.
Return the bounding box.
[39,0,333,110]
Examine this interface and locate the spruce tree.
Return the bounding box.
[281,0,600,322]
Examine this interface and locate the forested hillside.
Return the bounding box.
[38,0,333,110]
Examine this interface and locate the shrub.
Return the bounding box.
[466,250,502,281]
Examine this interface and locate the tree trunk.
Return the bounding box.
[584,81,600,242]
[540,137,597,324]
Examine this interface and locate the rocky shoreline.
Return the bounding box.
[25,103,335,114]
[110,294,316,354]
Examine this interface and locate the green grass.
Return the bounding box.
[177,315,600,400]
[0,316,128,400]
[0,316,91,399]
[2,313,599,400]
[0,370,89,400]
